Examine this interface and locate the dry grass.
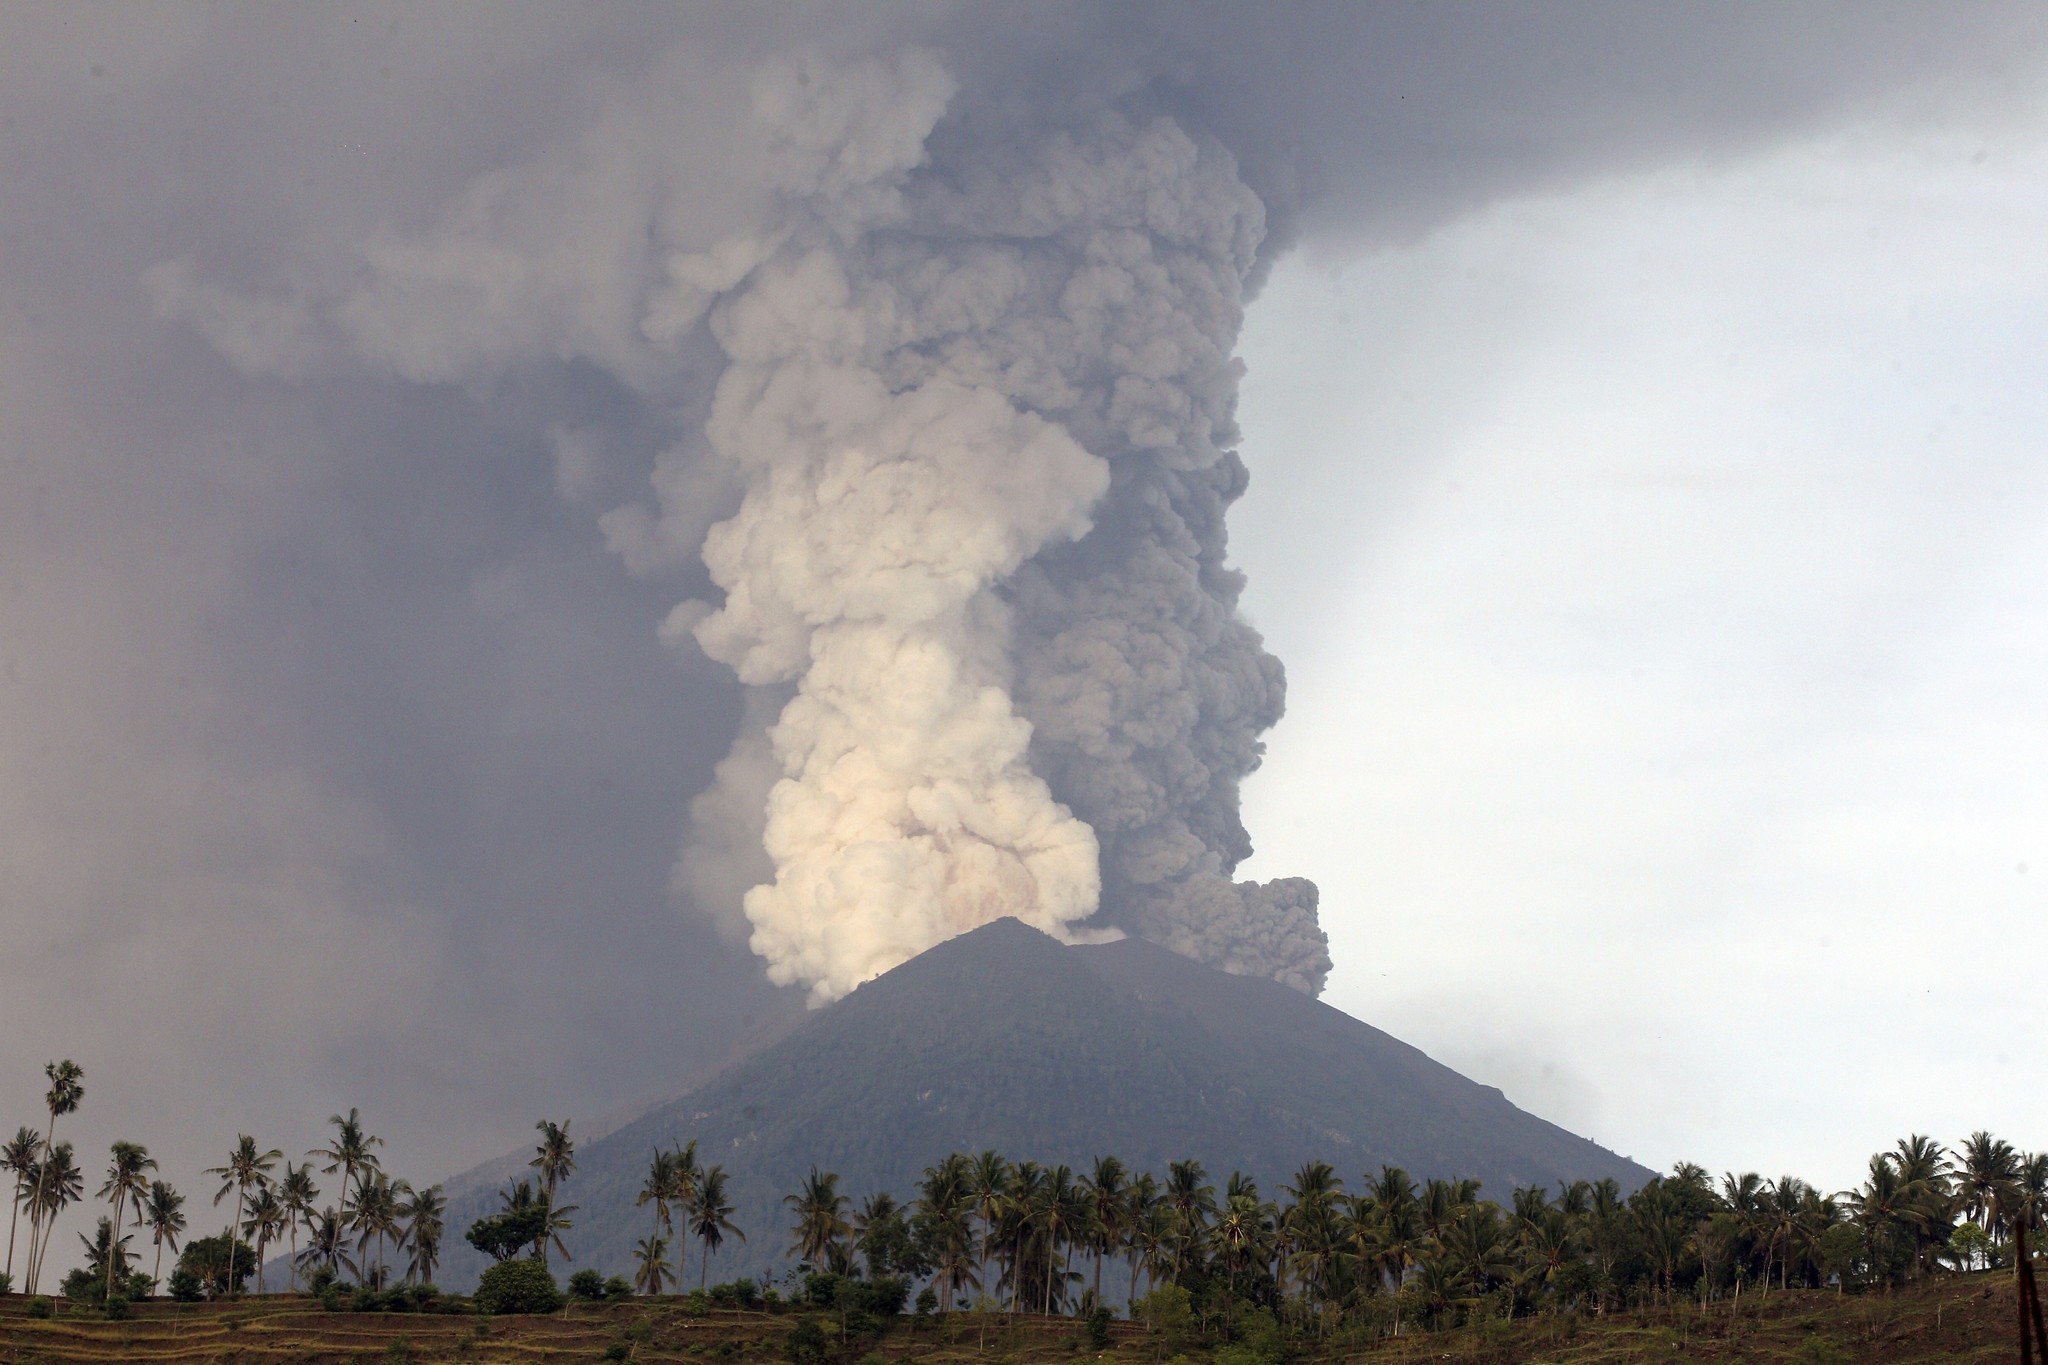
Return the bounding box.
[0,1272,2023,1364]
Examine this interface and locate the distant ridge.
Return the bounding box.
[438,919,1651,1287]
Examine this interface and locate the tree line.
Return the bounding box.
[7,1054,2044,1342]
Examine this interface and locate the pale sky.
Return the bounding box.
[1238,79,2048,1194]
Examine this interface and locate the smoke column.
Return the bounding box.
[665,54,1329,1000]
[154,45,1331,1002]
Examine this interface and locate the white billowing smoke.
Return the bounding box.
[666,58,1331,999]
[151,46,1331,1001]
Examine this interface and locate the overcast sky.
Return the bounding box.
[2,3,2043,1264]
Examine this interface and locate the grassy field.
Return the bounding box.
[0,1273,2026,1364]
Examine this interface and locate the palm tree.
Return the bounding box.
[141,1180,187,1289]
[308,1110,383,1233]
[671,1140,702,1291]
[1034,1164,1090,1315]
[278,1164,320,1291]
[530,1119,576,1270]
[296,1206,356,1282]
[348,1171,410,1288]
[639,1148,679,1246]
[205,1135,281,1298]
[23,1143,82,1295]
[401,1184,446,1285]
[23,1059,83,1294]
[1164,1160,1216,1282]
[690,1166,743,1288]
[3,1126,41,1285]
[77,1216,134,1291]
[970,1151,1012,1306]
[242,1186,285,1293]
[1083,1156,1129,1308]
[1122,1171,1160,1306]
[917,1154,978,1310]
[633,1235,675,1295]
[853,1191,902,1278]
[786,1167,852,1269]
[1955,1131,2021,1241]
[98,1141,155,1299]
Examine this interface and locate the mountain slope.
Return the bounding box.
[440,919,1651,1287]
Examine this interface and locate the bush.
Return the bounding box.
[605,1275,634,1301]
[475,1258,563,1315]
[684,1288,711,1316]
[321,1281,350,1312]
[1137,1285,1195,1352]
[177,1234,255,1298]
[0,1272,10,1295]
[60,1268,105,1304]
[167,1267,206,1303]
[103,1294,130,1320]
[914,1286,938,1321]
[126,1271,154,1301]
[409,1282,442,1309]
[785,1316,831,1365]
[568,1269,608,1301]
[1087,1305,1113,1349]
[602,1344,631,1362]
[26,1295,54,1319]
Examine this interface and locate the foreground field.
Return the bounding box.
[0,1273,2024,1364]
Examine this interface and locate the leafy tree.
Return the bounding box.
[475,1256,562,1314]
[178,1233,256,1298]
[465,1195,549,1264]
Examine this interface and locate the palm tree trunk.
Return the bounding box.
[25,1111,60,1295]
[5,1189,20,1283]
[227,1185,247,1297]
[153,1233,165,1288]
[105,1188,126,1300]
[698,1239,710,1289]
[288,1223,299,1293]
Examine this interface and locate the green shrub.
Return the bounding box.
[60,1267,105,1304]
[684,1288,711,1316]
[167,1267,206,1303]
[914,1286,938,1321]
[475,1258,563,1315]
[26,1295,54,1318]
[785,1316,830,1365]
[602,1344,631,1362]
[0,1272,10,1295]
[1086,1305,1113,1349]
[103,1294,130,1320]
[126,1271,154,1301]
[568,1269,608,1301]
[605,1275,634,1300]
[409,1282,443,1309]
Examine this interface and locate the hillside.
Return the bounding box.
[438,919,1649,1289]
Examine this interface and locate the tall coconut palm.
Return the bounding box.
[348,1171,410,1288]
[638,1148,679,1246]
[205,1135,281,1298]
[1955,1131,2021,1240]
[785,1167,852,1270]
[241,1186,285,1293]
[98,1141,155,1299]
[1083,1156,1129,1308]
[853,1191,903,1279]
[969,1151,1012,1309]
[633,1235,675,1296]
[916,1154,978,1310]
[23,1060,83,1294]
[1035,1164,1089,1315]
[278,1164,320,1291]
[529,1120,576,1270]
[308,1110,382,1233]
[1122,1172,1161,1306]
[2,1126,40,1285]
[671,1140,702,1290]
[23,1142,82,1295]
[401,1183,446,1285]
[140,1180,187,1289]
[690,1166,743,1288]
[1164,1160,1215,1282]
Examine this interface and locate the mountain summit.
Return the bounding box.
[441,919,1651,1286]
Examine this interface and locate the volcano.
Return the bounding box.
[438,919,1651,1287]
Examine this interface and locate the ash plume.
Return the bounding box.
[671,63,1331,999]
[147,44,1330,1001]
